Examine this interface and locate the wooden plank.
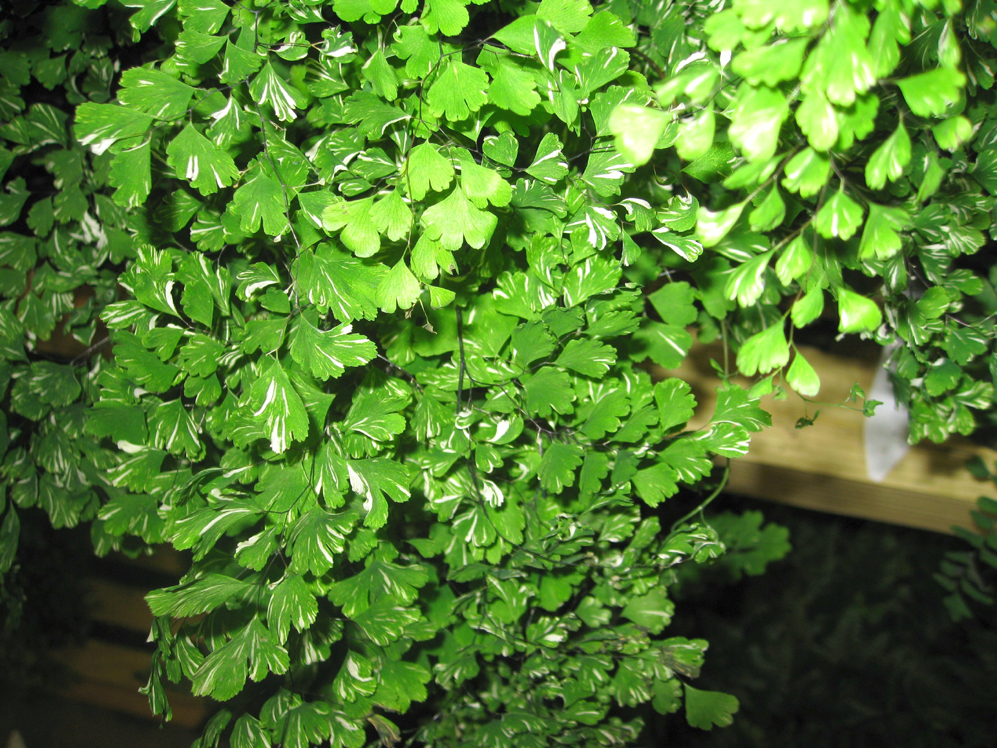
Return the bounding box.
[0,692,199,748]
[657,340,997,534]
[87,577,154,634]
[51,640,208,728]
[53,639,151,691]
[53,575,211,728]
[57,680,208,730]
[724,462,983,534]
[107,546,189,577]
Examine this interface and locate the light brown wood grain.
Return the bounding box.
[51,641,208,728]
[87,577,154,634]
[49,548,207,726]
[107,546,189,576]
[655,340,997,534]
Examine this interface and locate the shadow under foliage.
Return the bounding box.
[651,497,997,748]
[0,509,92,695]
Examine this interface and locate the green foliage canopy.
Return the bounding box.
[611,0,997,444]
[0,0,995,745]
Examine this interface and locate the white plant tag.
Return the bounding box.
[864,343,910,482]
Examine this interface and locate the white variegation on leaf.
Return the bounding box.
[166,124,239,195]
[736,323,790,376]
[695,202,745,247]
[725,249,774,307]
[247,360,310,453]
[837,288,883,333]
[28,2,990,745]
[814,188,864,240]
[608,104,669,166]
[728,85,789,163]
[786,350,820,396]
[249,63,308,122]
[290,315,376,380]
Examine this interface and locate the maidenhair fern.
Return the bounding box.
[0,0,995,745]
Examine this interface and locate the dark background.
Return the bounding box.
[3,497,997,748]
[656,496,997,748]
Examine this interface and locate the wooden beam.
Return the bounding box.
[106,546,189,576]
[87,577,154,634]
[724,461,984,534]
[50,548,209,726]
[656,341,997,534]
[51,640,208,728]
